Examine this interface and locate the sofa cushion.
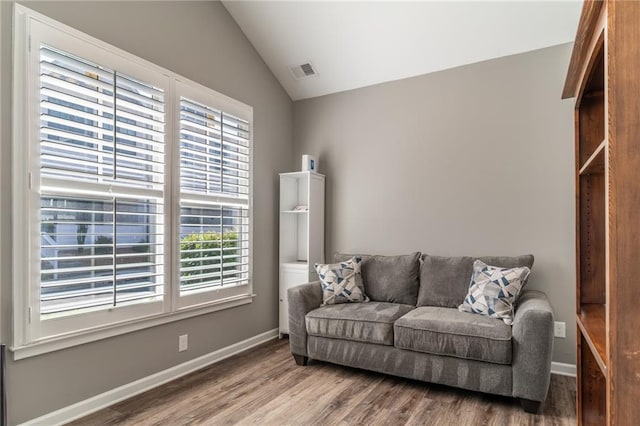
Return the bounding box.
[394,306,513,364]
[417,254,534,308]
[306,302,415,346]
[335,252,421,305]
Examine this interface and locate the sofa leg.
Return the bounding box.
[292,354,308,366]
[520,398,542,414]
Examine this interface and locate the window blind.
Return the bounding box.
[40,45,165,190]
[179,98,250,198]
[39,44,166,317]
[179,98,250,295]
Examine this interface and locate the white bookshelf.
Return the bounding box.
[279,171,325,336]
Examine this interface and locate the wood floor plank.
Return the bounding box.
[69,338,576,426]
[198,357,322,424]
[314,380,377,425]
[69,408,126,426]
[141,345,290,421]
[239,365,353,425]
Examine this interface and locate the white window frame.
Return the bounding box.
[12,5,254,359]
[28,17,172,342]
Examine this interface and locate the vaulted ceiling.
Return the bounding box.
[223,1,582,101]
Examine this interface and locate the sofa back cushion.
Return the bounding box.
[334,252,421,305]
[418,254,534,308]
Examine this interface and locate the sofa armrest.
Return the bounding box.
[512,290,554,402]
[287,281,323,357]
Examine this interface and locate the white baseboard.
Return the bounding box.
[551,361,577,377]
[21,328,279,426]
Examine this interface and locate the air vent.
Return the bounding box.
[289,61,318,80]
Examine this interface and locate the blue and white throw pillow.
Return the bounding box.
[315,257,369,305]
[459,260,531,325]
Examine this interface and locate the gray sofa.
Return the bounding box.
[287,253,554,414]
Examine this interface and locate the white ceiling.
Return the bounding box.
[223,1,582,101]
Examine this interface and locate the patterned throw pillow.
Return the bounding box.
[315,257,369,305]
[459,260,531,325]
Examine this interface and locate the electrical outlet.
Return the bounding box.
[554,322,566,338]
[178,334,188,352]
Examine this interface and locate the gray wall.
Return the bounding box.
[0,2,292,424]
[293,44,576,365]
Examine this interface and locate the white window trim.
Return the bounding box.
[12,296,254,360]
[11,4,255,359]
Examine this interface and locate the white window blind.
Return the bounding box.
[38,44,166,319]
[178,97,250,299]
[40,197,164,316]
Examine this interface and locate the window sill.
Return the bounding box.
[11,293,255,360]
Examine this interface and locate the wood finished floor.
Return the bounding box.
[70,338,576,426]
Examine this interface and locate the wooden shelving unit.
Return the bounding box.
[563,1,640,424]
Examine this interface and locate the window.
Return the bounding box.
[176,85,251,308]
[38,45,167,328]
[13,7,253,354]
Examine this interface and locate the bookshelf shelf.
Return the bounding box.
[577,304,607,375]
[579,139,606,175]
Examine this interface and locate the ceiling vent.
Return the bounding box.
[289,62,318,80]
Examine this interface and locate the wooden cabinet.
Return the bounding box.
[563,1,640,424]
[278,171,325,336]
